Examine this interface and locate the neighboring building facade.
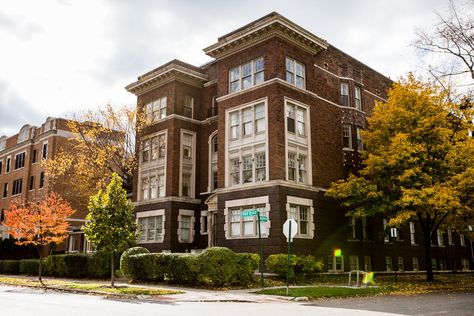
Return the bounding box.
[127,12,473,272]
[0,117,91,255]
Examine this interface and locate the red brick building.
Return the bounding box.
[126,12,473,272]
[0,117,91,256]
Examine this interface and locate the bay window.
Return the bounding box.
[145,96,167,123]
[285,57,305,89]
[228,102,266,140]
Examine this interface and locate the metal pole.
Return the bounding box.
[257,211,264,289]
[286,221,292,296]
[394,236,398,286]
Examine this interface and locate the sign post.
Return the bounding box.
[242,209,266,288]
[283,219,297,296]
[390,228,398,285]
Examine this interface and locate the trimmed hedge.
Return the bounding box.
[120,247,149,279]
[2,260,20,274]
[89,251,120,278]
[19,259,40,276]
[44,254,90,278]
[265,254,323,280]
[122,247,259,287]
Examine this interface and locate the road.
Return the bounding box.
[0,285,402,316]
[309,292,474,316]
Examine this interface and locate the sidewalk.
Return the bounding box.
[0,274,293,303]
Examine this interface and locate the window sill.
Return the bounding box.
[138,240,164,244]
[343,148,355,152]
[226,235,269,240]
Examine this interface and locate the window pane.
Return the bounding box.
[255,58,264,72]
[230,67,240,81]
[295,62,304,76]
[230,81,240,93]
[286,57,294,72]
[296,76,304,89]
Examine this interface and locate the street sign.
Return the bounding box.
[241,209,258,217]
[259,216,268,222]
[283,219,297,240]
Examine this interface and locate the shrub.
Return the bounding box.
[197,247,240,287]
[265,254,323,281]
[124,253,158,281]
[2,260,20,274]
[89,251,120,278]
[165,253,199,285]
[234,253,259,286]
[19,259,40,276]
[120,247,149,278]
[43,254,90,278]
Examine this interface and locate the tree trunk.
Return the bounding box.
[111,251,115,287]
[36,246,44,285]
[424,228,434,282]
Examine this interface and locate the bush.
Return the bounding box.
[2,260,20,274]
[44,254,90,278]
[234,253,260,286]
[165,253,199,284]
[120,247,149,279]
[19,259,40,276]
[124,253,157,281]
[265,254,323,281]
[197,247,242,287]
[89,251,120,278]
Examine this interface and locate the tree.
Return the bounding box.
[3,192,74,283]
[326,75,474,281]
[43,104,144,196]
[82,173,137,286]
[415,0,474,84]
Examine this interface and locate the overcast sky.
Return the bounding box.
[0,0,461,135]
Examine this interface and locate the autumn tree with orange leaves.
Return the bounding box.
[4,192,74,283]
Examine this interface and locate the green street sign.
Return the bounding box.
[241,209,259,217]
[259,216,268,222]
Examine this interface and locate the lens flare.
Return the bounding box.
[334,248,342,257]
[362,272,375,285]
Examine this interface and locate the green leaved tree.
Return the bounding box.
[83,173,137,286]
[326,75,474,281]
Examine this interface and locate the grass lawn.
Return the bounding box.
[256,286,391,299]
[0,276,182,296]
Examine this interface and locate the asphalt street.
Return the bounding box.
[0,285,403,316]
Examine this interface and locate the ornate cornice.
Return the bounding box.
[126,62,208,96]
[203,13,328,59]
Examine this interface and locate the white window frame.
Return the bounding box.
[341,82,350,107]
[437,229,445,247]
[224,196,271,239]
[229,57,265,93]
[385,256,393,272]
[200,210,208,235]
[286,196,314,239]
[342,124,353,150]
[42,141,48,160]
[409,221,416,245]
[447,228,453,245]
[383,219,390,243]
[177,209,195,243]
[183,95,194,119]
[208,131,218,192]
[349,255,359,271]
[138,130,167,202]
[356,128,363,151]
[225,98,268,188]
[285,57,305,89]
[327,255,344,273]
[398,257,404,272]
[145,96,167,123]
[179,130,196,198]
[412,257,419,271]
[14,151,26,170]
[354,86,362,110]
[136,209,166,244]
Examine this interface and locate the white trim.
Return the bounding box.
[179,129,196,198]
[136,209,166,244]
[200,210,209,235]
[177,209,195,243]
[285,195,315,239]
[134,196,201,206]
[225,195,269,208]
[207,130,218,192]
[224,196,271,240]
[286,196,313,206]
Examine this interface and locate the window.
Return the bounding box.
[39,172,45,188]
[288,152,296,181]
[289,205,310,237]
[255,153,266,182]
[461,259,470,271]
[354,86,362,110]
[180,131,195,198]
[364,256,371,271]
[141,171,165,200]
[286,103,306,136]
[229,205,267,238]
[287,152,308,184]
[200,212,208,235]
[412,257,419,271]
[0,161,2,174]
[409,222,416,245]
[142,133,166,162]
[42,143,48,159]
[460,234,466,246]
[356,128,363,151]
[447,228,453,245]
[398,257,404,272]
[212,135,218,153]
[12,179,22,195]
[349,256,359,271]
[183,95,193,118]
[342,124,352,149]
[242,156,253,183]
[3,183,7,198]
[327,255,344,272]
[228,102,266,139]
[437,229,444,247]
[138,215,164,242]
[29,176,35,191]
[15,152,25,169]
[32,149,37,163]
[68,234,82,253]
[145,96,167,123]
[180,216,192,243]
[341,83,349,106]
[6,157,10,173]
[228,151,266,186]
[385,256,393,272]
[181,173,191,197]
[349,217,357,239]
[432,258,437,270]
[230,158,240,185]
[362,217,368,240]
[285,57,305,89]
[209,134,218,191]
[383,219,390,243]
[229,57,265,93]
